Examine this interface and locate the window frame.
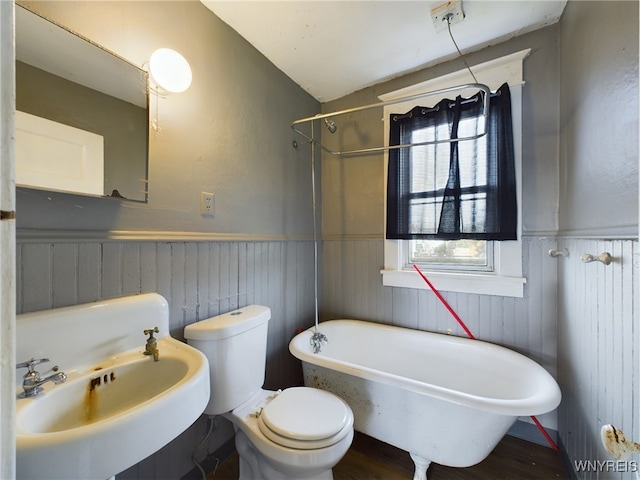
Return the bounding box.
[381,49,529,298]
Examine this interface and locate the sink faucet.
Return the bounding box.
[144,327,160,361]
[16,358,67,398]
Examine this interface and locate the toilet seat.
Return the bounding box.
[257,387,352,450]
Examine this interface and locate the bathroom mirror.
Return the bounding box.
[15,4,150,202]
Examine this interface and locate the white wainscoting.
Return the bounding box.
[16,238,316,479]
[557,238,639,480]
[17,235,637,478]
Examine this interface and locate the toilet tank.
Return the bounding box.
[184,305,271,415]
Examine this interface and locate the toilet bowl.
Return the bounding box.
[228,388,354,479]
[184,305,354,480]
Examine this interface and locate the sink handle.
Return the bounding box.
[144,327,159,337]
[16,358,50,373]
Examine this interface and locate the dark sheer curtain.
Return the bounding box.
[386,82,517,240]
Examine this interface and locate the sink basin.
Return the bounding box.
[16,294,210,480]
[18,354,189,434]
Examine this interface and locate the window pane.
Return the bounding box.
[409,239,489,267]
[405,112,490,236]
[409,125,449,195]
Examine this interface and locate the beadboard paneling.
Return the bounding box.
[557,238,639,480]
[16,239,316,479]
[18,236,639,479]
[321,237,558,361]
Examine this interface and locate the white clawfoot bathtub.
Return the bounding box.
[289,320,561,480]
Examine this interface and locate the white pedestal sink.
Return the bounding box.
[15,293,210,480]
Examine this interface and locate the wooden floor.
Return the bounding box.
[210,432,567,480]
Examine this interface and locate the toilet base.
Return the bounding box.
[223,389,353,480]
[235,428,334,480]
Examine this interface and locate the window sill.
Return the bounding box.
[381,269,526,298]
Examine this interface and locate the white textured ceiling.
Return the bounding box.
[202,1,567,102]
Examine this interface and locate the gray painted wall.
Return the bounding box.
[320,24,561,238]
[14,1,320,478]
[16,0,318,237]
[557,2,639,479]
[558,1,638,238]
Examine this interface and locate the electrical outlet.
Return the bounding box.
[200,192,215,217]
[430,0,465,33]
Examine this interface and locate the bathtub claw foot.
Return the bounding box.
[409,453,431,480]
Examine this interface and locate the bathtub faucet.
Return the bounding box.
[310,330,328,354]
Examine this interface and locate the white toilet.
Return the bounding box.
[184,305,354,480]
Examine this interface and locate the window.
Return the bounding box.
[409,239,492,271]
[381,50,529,297]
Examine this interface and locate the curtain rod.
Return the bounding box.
[391,90,500,122]
[291,83,491,157]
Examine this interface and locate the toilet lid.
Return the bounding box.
[257,387,352,449]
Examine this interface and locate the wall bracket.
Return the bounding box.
[431,0,465,33]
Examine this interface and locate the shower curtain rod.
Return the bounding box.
[291,82,491,157]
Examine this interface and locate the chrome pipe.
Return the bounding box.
[291,83,491,157]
